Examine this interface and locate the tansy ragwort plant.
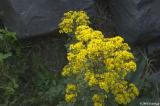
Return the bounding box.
[59,11,139,106]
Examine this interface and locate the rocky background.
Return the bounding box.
[96,0,160,76]
[0,0,160,72]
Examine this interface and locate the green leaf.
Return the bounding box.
[130,54,146,89]
[0,53,12,61]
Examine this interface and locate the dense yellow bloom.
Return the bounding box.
[76,49,87,62]
[69,42,85,53]
[66,84,77,93]
[129,84,139,96]
[62,48,88,76]
[112,81,139,105]
[59,11,90,34]
[87,39,104,58]
[59,18,74,34]
[85,71,97,87]
[123,61,137,72]
[112,81,128,95]
[59,11,139,106]
[98,81,109,93]
[67,53,75,61]
[65,93,77,103]
[75,25,104,42]
[92,94,104,106]
[92,94,103,102]
[65,84,77,103]
[61,65,71,76]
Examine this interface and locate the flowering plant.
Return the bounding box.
[59,11,139,106]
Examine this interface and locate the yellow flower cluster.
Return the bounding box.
[75,25,104,42]
[112,81,139,105]
[59,11,90,34]
[92,94,104,106]
[65,84,77,103]
[59,11,139,105]
[85,71,97,87]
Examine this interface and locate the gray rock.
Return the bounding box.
[148,71,160,83]
[0,0,94,38]
[22,33,67,72]
[0,19,3,28]
[109,0,160,43]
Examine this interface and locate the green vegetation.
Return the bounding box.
[0,28,67,106]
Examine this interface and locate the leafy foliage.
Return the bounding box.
[127,48,160,106]
[0,28,67,106]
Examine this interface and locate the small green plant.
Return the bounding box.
[0,28,18,105]
[0,28,16,61]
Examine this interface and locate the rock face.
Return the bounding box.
[22,33,67,72]
[0,0,94,38]
[0,19,3,28]
[109,0,160,43]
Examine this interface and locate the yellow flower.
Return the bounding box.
[88,77,97,87]
[99,81,109,93]
[60,11,139,106]
[92,94,104,102]
[92,94,104,106]
[85,72,97,87]
[61,65,71,76]
[65,84,77,103]
[129,83,139,96]
[94,102,103,106]
[115,93,132,105]
[115,94,126,105]
[69,42,85,53]
[112,81,139,105]
[67,53,75,61]
[59,11,90,34]
[76,49,87,62]
[66,84,77,93]
[123,61,137,72]
[75,25,104,42]
[65,93,77,103]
